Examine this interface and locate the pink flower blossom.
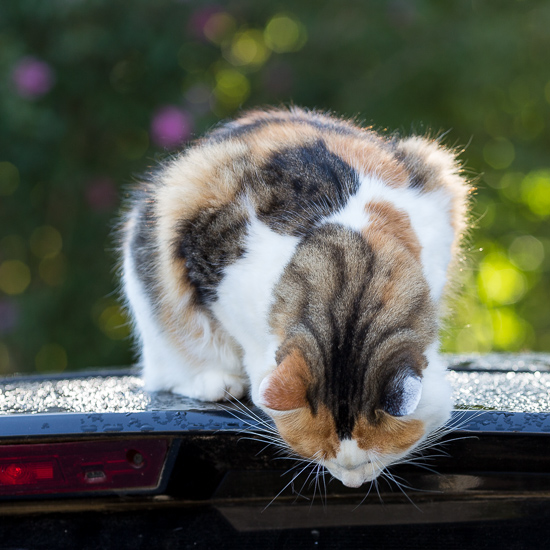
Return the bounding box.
[150,106,193,149]
[12,57,55,99]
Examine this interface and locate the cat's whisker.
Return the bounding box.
[273,456,316,465]
[220,412,279,438]
[309,463,321,509]
[373,475,382,504]
[254,440,285,456]
[320,463,328,509]
[385,470,441,495]
[371,456,387,504]
[281,459,316,479]
[353,478,375,510]
[381,469,422,511]
[396,461,442,476]
[299,454,322,494]
[407,449,450,461]
[237,438,291,458]
[264,461,313,511]
[220,397,279,435]
[237,434,286,448]
[306,466,320,498]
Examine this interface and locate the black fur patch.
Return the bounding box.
[176,140,359,302]
[177,202,248,304]
[130,195,160,309]
[250,140,359,236]
[392,147,428,190]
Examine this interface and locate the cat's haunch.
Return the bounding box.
[120,107,471,488]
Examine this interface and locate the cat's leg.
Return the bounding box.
[140,316,248,402]
[123,250,248,401]
[164,307,248,402]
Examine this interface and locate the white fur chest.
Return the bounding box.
[211,216,299,388]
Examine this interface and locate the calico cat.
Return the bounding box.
[121,107,470,488]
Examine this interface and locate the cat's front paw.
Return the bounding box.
[173,371,248,402]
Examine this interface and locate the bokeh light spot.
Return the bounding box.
[521,170,550,218]
[0,162,20,196]
[509,235,544,271]
[12,56,55,99]
[497,172,523,202]
[213,69,250,108]
[483,138,515,170]
[0,260,31,295]
[454,303,493,353]
[98,306,131,340]
[30,226,62,259]
[188,6,223,40]
[491,308,529,350]
[477,252,526,305]
[35,343,67,373]
[227,30,270,67]
[150,106,193,149]
[264,14,307,53]
[203,12,236,44]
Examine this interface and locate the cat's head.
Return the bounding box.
[257,344,450,487]
[256,222,452,487]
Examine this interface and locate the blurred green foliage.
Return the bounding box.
[1,0,550,374]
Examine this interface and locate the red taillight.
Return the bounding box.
[1,461,55,485]
[0,438,171,497]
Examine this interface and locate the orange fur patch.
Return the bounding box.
[365,200,422,260]
[324,135,409,188]
[361,201,434,339]
[244,121,321,159]
[274,404,340,461]
[261,350,311,411]
[353,414,425,455]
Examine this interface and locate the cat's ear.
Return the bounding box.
[379,370,423,417]
[258,350,310,411]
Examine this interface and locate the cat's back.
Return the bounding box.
[137,107,468,301]
[150,106,466,229]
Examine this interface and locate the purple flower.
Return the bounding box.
[12,57,55,99]
[85,178,118,212]
[150,106,193,149]
[0,299,19,334]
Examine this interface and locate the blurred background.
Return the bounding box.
[1,1,549,374]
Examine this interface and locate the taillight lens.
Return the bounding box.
[0,438,170,497]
